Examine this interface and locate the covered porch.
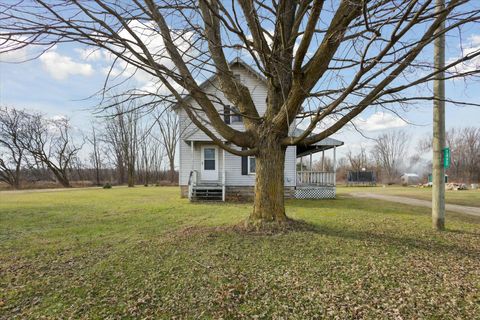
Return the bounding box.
[183,135,227,202]
[295,136,344,199]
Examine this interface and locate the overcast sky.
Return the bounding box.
[1,29,479,165]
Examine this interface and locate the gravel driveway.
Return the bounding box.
[350,192,480,218]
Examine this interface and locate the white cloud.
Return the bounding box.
[51,114,68,122]
[101,66,123,78]
[353,111,407,132]
[296,114,338,134]
[46,114,68,133]
[39,47,94,80]
[0,35,32,62]
[470,34,480,47]
[94,20,195,95]
[75,47,104,61]
[243,31,305,59]
[448,34,480,74]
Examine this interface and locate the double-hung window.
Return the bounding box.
[225,105,242,124]
[248,156,256,174]
[231,106,242,123]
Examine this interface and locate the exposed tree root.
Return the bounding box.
[238,217,316,235]
[172,218,316,239]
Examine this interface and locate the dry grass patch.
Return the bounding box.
[1,187,479,319]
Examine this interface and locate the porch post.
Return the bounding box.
[222,148,226,201]
[322,150,325,171]
[299,156,303,185]
[191,141,195,171]
[309,153,313,170]
[333,146,337,186]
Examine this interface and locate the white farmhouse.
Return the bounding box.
[175,58,343,201]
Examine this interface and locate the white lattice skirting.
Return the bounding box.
[294,186,336,199]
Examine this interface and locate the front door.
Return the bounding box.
[201,146,218,181]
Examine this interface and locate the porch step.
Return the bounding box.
[191,185,223,201]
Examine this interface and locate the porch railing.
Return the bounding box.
[187,170,198,200]
[297,171,335,186]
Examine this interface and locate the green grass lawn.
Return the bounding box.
[1,187,479,319]
[339,185,480,207]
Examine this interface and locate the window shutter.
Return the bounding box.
[224,105,231,124]
[241,147,248,175]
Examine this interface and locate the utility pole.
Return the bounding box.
[432,0,446,230]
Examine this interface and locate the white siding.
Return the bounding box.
[178,64,297,187]
[179,141,296,187]
[178,141,226,185]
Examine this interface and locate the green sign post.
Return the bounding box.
[443,147,450,169]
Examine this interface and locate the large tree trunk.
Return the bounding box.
[95,167,101,186]
[248,135,288,226]
[127,164,134,187]
[169,159,175,183]
[117,162,125,185]
[50,168,71,188]
[12,176,20,189]
[14,158,21,189]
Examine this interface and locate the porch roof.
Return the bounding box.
[183,128,222,143]
[293,128,344,157]
[182,127,344,156]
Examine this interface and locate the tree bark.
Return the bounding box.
[169,159,175,183]
[117,161,125,185]
[50,168,71,188]
[127,164,135,187]
[95,167,101,186]
[248,135,288,226]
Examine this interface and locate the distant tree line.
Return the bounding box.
[419,128,480,184]
[331,131,411,185]
[0,105,179,189]
[317,129,480,185]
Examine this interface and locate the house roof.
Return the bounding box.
[401,173,420,177]
[174,58,266,111]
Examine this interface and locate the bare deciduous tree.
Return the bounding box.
[20,114,83,188]
[137,127,165,186]
[155,110,179,183]
[421,127,480,182]
[1,1,480,226]
[0,107,26,188]
[103,115,126,185]
[312,157,333,172]
[372,131,409,184]
[120,107,139,188]
[460,127,480,183]
[346,146,370,172]
[87,125,104,186]
[103,103,140,187]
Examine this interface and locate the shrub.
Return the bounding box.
[103,182,112,189]
[156,180,178,186]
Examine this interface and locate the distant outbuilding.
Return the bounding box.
[401,173,421,185]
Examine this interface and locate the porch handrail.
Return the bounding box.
[297,171,335,186]
[188,170,198,200]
